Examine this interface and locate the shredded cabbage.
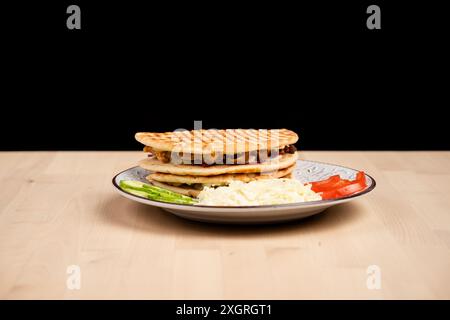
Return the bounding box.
[196,179,322,206]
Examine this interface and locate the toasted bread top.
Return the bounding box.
[135,129,298,155]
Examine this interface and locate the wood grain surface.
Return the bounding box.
[0,151,449,299]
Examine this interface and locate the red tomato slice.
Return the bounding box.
[312,178,351,192]
[311,171,368,200]
[335,181,366,197]
[356,171,367,186]
[320,190,339,200]
[310,175,340,188]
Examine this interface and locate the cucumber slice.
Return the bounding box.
[143,184,194,200]
[120,180,146,190]
[120,187,150,198]
[119,180,197,204]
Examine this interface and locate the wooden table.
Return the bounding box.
[0,151,449,299]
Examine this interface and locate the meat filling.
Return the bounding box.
[145,145,297,165]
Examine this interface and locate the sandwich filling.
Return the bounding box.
[144,145,297,165]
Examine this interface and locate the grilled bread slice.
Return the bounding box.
[147,164,296,186]
[139,152,298,176]
[135,129,298,155]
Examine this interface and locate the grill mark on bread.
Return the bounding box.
[135,129,298,155]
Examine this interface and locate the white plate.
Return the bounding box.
[112,160,376,224]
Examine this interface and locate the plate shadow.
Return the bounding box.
[96,195,364,238]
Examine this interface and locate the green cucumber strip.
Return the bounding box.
[119,180,196,204]
[120,180,146,189]
[120,187,150,198]
[120,180,195,200]
[142,184,193,199]
[123,187,192,204]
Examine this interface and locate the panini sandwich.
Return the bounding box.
[135,129,299,197]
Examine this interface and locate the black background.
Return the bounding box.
[2,1,449,151]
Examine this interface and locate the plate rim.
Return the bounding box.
[112,159,376,210]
